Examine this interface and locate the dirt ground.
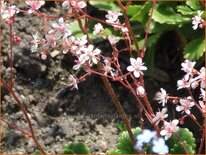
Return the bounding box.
[1,2,204,154]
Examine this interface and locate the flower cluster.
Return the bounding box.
[62,0,87,9]
[135,129,169,154]
[105,10,128,33]
[1,1,19,24]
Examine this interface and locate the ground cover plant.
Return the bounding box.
[0,0,205,154]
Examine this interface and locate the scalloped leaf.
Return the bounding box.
[152,4,190,25]
[168,128,196,154]
[107,127,142,154]
[126,5,142,16]
[177,5,197,16]
[62,142,90,154]
[186,1,201,10]
[170,141,195,154]
[116,127,142,153]
[183,35,205,60]
[130,2,152,23]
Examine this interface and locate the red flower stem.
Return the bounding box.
[115,0,140,57]
[0,79,46,154]
[0,117,32,138]
[74,9,136,145]
[187,88,205,115]
[198,128,205,154]
[141,0,156,58]
[9,25,13,88]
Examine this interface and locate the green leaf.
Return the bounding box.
[32,150,41,154]
[168,128,196,154]
[170,141,195,154]
[152,4,191,25]
[177,5,197,16]
[126,5,142,16]
[130,2,152,23]
[184,35,205,60]
[89,1,120,11]
[186,0,201,10]
[62,142,90,154]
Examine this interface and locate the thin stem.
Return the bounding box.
[9,25,13,88]
[141,0,156,58]
[74,10,135,145]
[0,79,46,154]
[0,117,32,138]
[116,0,140,56]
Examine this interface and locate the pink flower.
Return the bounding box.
[176,96,195,114]
[68,75,78,90]
[108,35,119,45]
[26,0,45,14]
[136,86,145,97]
[93,23,103,35]
[154,88,168,106]
[192,10,203,30]
[105,10,122,23]
[45,33,57,48]
[152,108,168,125]
[79,45,101,65]
[52,17,71,39]
[127,57,147,78]
[160,119,179,140]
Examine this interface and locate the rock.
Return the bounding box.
[6,131,21,146]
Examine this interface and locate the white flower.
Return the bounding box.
[80,45,101,65]
[105,10,122,23]
[26,0,45,14]
[152,108,168,125]
[152,138,169,154]
[1,4,19,20]
[31,32,40,52]
[177,76,191,90]
[74,35,88,47]
[127,57,147,78]
[63,36,75,54]
[181,59,196,76]
[154,88,168,106]
[70,1,87,9]
[192,10,203,30]
[135,129,157,151]
[108,35,119,45]
[136,86,145,97]
[45,33,57,48]
[194,67,205,89]
[176,96,195,114]
[62,1,69,7]
[160,119,179,140]
[93,23,103,35]
[68,75,78,90]
[103,59,117,77]
[52,17,71,39]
